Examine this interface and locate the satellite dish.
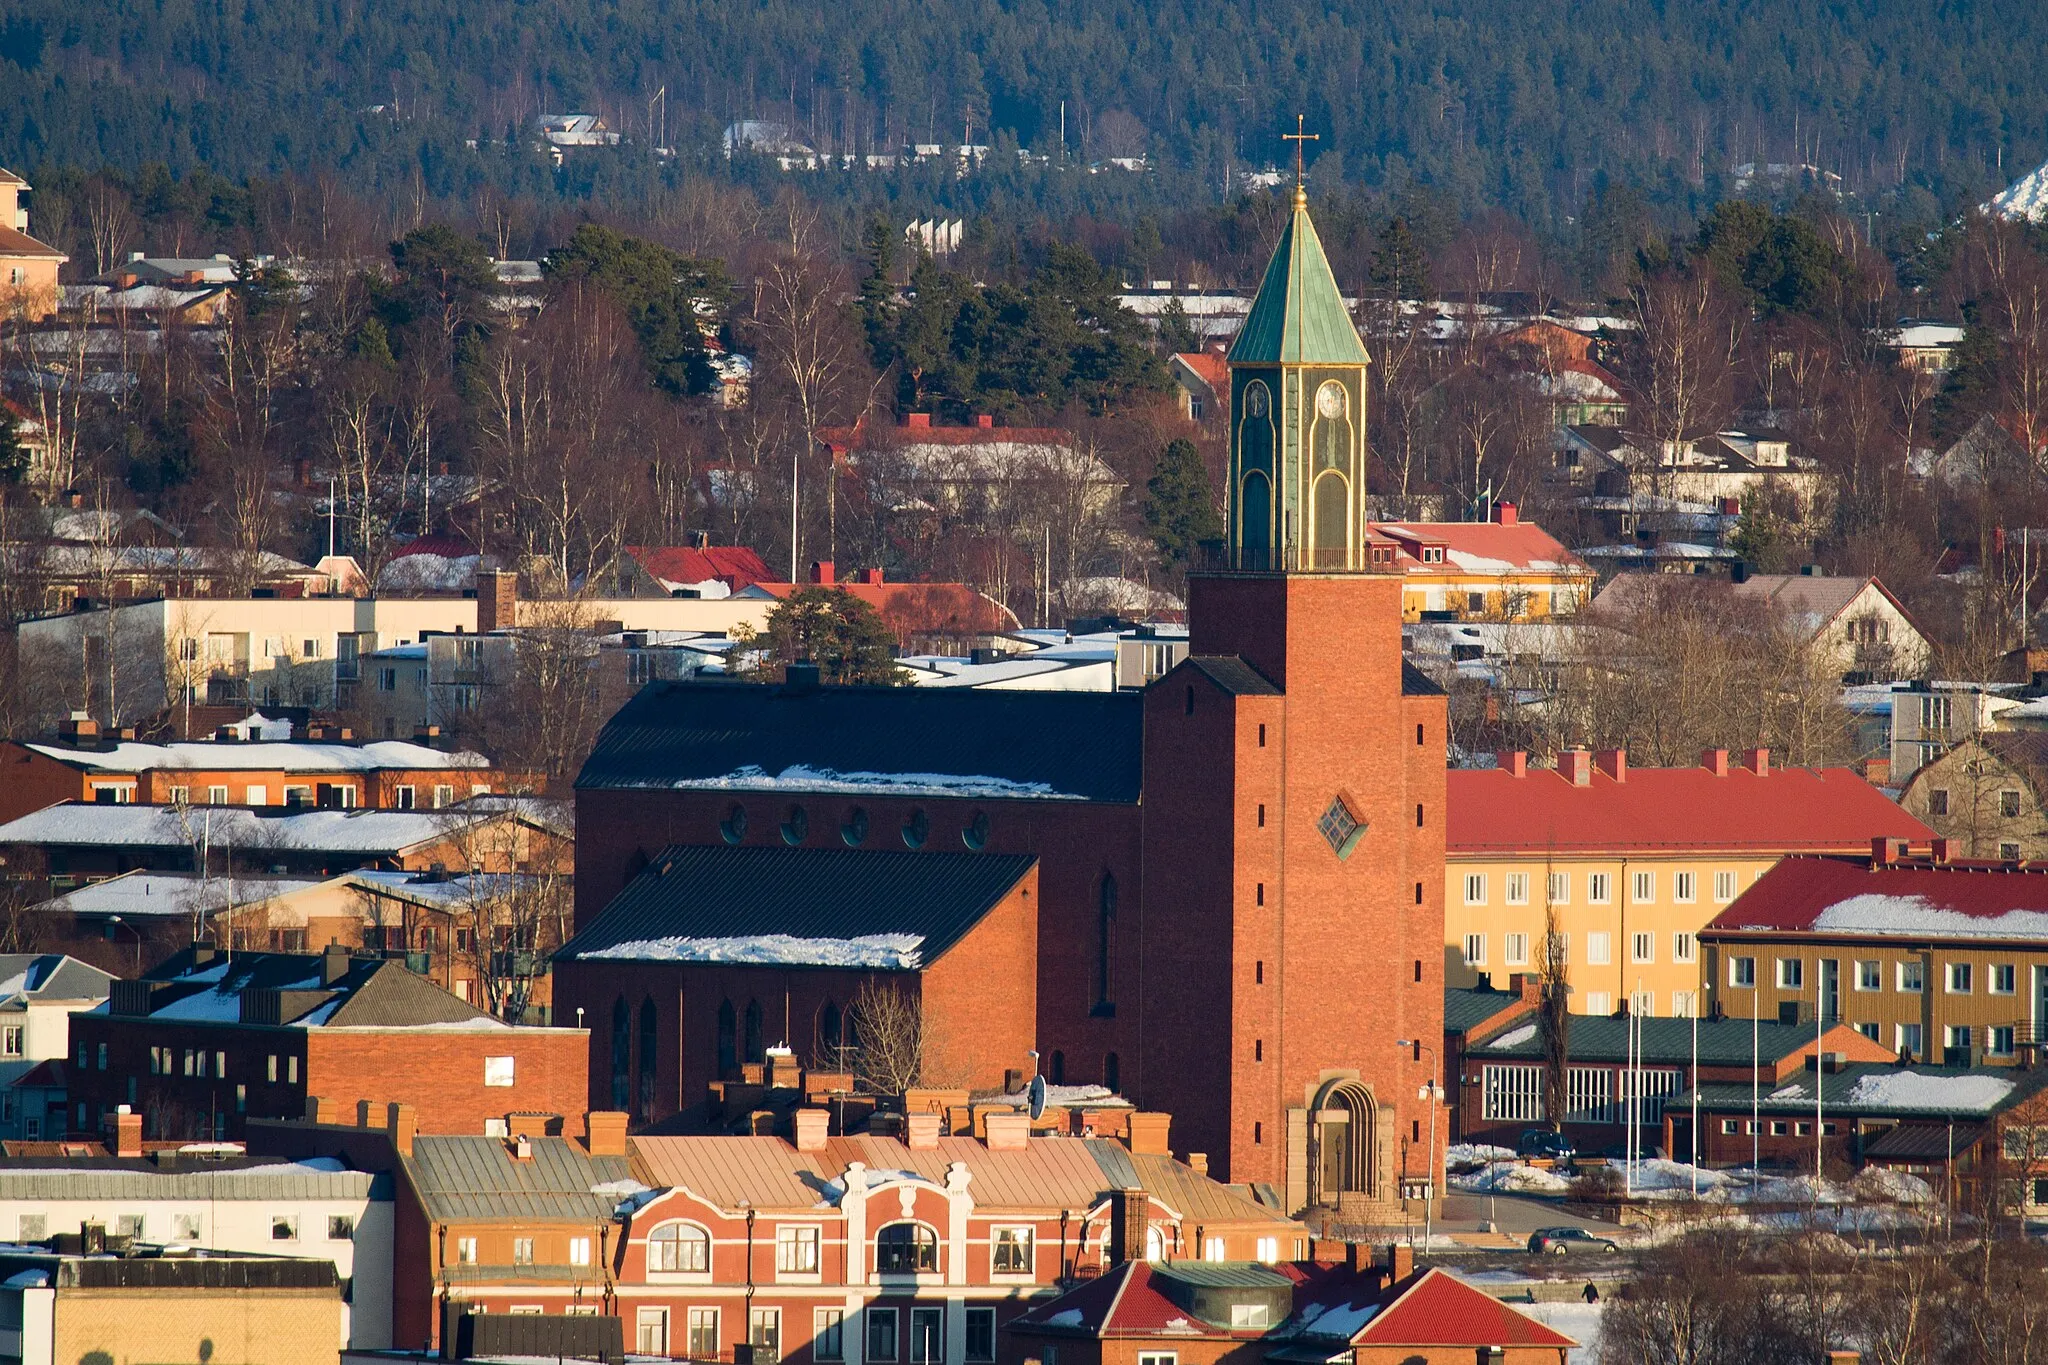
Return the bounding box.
[1027,1073,1048,1121]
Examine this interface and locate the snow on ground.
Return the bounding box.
[1447,1143,1517,1167]
[1452,1161,1574,1194]
[1521,1301,1603,1365]
[1989,160,2048,221]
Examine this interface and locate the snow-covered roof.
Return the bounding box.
[25,739,487,773]
[580,932,926,969]
[0,804,519,854]
[32,871,328,918]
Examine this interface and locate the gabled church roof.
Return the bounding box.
[1228,192,1370,367]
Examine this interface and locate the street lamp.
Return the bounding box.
[105,915,142,974]
[1397,1038,1444,1256]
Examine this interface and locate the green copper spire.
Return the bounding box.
[1227,188,1371,367]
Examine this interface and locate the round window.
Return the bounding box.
[902,808,930,849]
[842,807,870,847]
[962,810,990,850]
[781,805,808,845]
[720,804,747,845]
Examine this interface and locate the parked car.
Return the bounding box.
[1517,1129,1576,1163]
[1528,1227,1619,1256]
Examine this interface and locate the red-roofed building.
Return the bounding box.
[1701,848,2048,1064]
[1447,746,1931,1018]
[1367,505,1595,621]
[742,561,1021,652]
[619,543,775,596]
[1169,349,1229,423]
[1004,1256,1574,1365]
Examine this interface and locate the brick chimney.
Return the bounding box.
[906,1112,943,1149]
[1559,750,1592,787]
[1702,748,1729,776]
[1385,1241,1415,1281]
[60,713,98,745]
[1496,751,1527,777]
[1185,1152,1208,1177]
[984,1112,1030,1151]
[810,560,836,585]
[904,412,931,429]
[863,568,885,585]
[1872,836,1899,869]
[386,1102,417,1157]
[793,1108,830,1152]
[1108,1187,1149,1264]
[583,1111,629,1157]
[975,414,995,429]
[1594,748,1627,783]
[1494,501,1518,526]
[1124,1112,1171,1155]
[356,1099,378,1127]
[112,1107,142,1159]
[476,569,517,634]
[1931,838,1950,864]
[1742,747,1771,777]
[305,1096,342,1124]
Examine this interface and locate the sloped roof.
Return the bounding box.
[1703,853,2048,941]
[1443,983,1534,1037]
[625,544,774,592]
[1183,655,1281,695]
[1370,521,1591,577]
[0,803,533,857]
[1448,763,1929,856]
[30,872,329,920]
[404,1135,631,1223]
[0,225,65,261]
[22,738,485,773]
[0,955,113,1004]
[123,947,503,1030]
[1675,1063,2048,1119]
[1349,1269,1577,1349]
[1229,197,1370,367]
[1475,1012,1892,1069]
[557,845,1037,970]
[746,580,1020,635]
[1171,351,1228,394]
[577,679,1144,802]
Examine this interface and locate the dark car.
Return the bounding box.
[1528,1226,1619,1256]
[1517,1129,1576,1162]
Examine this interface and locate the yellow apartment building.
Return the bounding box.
[1446,747,1931,1018]
[1369,504,1597,622]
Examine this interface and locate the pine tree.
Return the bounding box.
[1144,437,1223,568]
[1369,217,1431,300]
[738,586,906,685]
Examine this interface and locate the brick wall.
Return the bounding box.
[52,1285,343,1365]
[306,1027,588,1136]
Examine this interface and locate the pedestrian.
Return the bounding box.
[1582,1281,1599,1304]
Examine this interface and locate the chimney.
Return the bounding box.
[583,1111,629,1157]
[863,568,885,585]
[984,1112,1030,1151]
[321,942,352,985]
[112,1107,142,1159]
[1516,971,1543,1004]
[1385,1241,1415,1282]
[476,569,517,634]
[357,1099,378,1127]
[1494,500,1518,527]
[1731,561,1751,584]
[1594,748,1627,783]
[783,661,821,694]
[1931,837,1950,864]
[386,1102,417,1157]
[793,1107,830,1153]
[1124,1112,1171,1155]
[305,1096,342,1124]
[1185,1153,1210,1178]
[1559,750,1592,787]
[906,1112,943,1149]
[1345,1241,1370,1274]
[1742,747,1771,777]
[64,488,83,509]
[1702,748,1729,776]
[905,412,932,429]
[1496,751,1527,778]
[511,1134,534,1161]
[1872,836,1898,869]
[60,713,98,744]
[975,414,995,429]
[1108,1187,1149,1264]
[810,560,836,585]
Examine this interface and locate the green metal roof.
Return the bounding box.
[1150,1262,1296,1289]
[1227,196,1370,367]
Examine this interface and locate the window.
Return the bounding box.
[1138,1352,1179,1365]
[1256,1235,1279,1264]
[0,1027,19,1058]
[1897,1023,1924,1058]
[688,1309,719,1358]
[1671,990,1697,1017]
[328,1216,355,1241]
[1504,933,1529,966]
[1778,958,1805,989]
[877,1222,938,1273]
[283,785,310,807]
[992,1226,1033,1274]
[271,1215,299,1241]
[483,1055,515,1086]
[1722,1119,1739,1135]
[1674,871,1696,903]
[1729,957,1756,988]
[1948,963,1974,994]
[1714,870,1738,902]
[1632,870,1655,903]
[817,1310,848,1362]
[1583,992,1612,1015]
[2003,790,2024,819]
[512,1237,534,1266]
[1993,1027,2018,1057]
[1931,788,1951,816]
[1994,963,2017,995]
[964,1307,995,1363]
[1547,872,1570,904]
[207,785,229,804]
[2005,842,2024,862]
[1946,1025,1974,1051]
[867,1308,900,1362]
[1899,961,1925,993]
[1464,873,1487,905]
[115,1214,144,1240]
[433,784,454,808]
[394,785,416,810]
[1316,797,1363,857]
[1672,933,1697,964]
[1481,1064,1544,1122]
[1855,960,1881,991]
[1505,872,1529,904]
[1587,932,1611,966]
[1632,932,1655,964]
[170,1213,201,1241]
[245,785,268,806]
[647,1222,709,1273]
[1230,1303,1271,1329]
[637,1309,670,1356]
[907,1308,939,1365]
[456,1237,477,1264]
[168,786,189,804]
[902,808,929,849]
[1204,1236,1226,1261]
[1463,933,1487,966]
[776,1224,820,1274]
[1588,872,1612,904]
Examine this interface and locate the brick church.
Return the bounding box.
[559,182,1447,1217]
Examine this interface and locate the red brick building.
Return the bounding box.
[564,186,1445,1217]
[68,945,588,1140]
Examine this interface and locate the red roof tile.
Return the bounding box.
[1173,352,1228,394]
[1354,1269,1577,1349]
[1370,521,1591,576]
[1704,854,2048,940]
[1449,762,1930,857]
[751,581,1020,635]
[626,544,774,592]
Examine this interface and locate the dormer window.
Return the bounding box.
[1420,546,1445,564]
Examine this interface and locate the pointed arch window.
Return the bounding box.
[609,999,631,1109]
[717,1000,737,1076]
[743,999,764,1064]
[637,998,658,1120]
[819,999,843,1065]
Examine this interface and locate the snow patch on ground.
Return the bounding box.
[1989,160,2048,221]
[1446,1143,1517,1167]
[1451,1162,1574,1194]
[580,933,925,969]
[1521,1301,1602,1365]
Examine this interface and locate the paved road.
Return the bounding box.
[1438,1191,1623,1235]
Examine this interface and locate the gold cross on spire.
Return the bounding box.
[1282,114,1318,202]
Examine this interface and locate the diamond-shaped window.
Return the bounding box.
[1318,796,1367,859]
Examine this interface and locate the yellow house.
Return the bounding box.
[1370,503,1595,621]
[0,168,67,322]
[1445,747,1932,1019]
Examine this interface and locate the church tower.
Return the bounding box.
[1224,182,1372,571]
[1137,166,1445,1218]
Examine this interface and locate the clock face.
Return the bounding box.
[1316,382,1346,419]
[1244,384,1269,417]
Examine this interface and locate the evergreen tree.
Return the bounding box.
[0,406,25,486]
[738,586,906,685]
[1369,218,1430,300]
[546,222,729,395]
[1155,297,1200,354]
[1144,437,1223,568]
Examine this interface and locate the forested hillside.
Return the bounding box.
[2,0,2045,225]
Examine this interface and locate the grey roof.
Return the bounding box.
[1150,1262,1295,1289]
[0,1161,387,1201]
[0,803,497,855]
[1401,660,1447,696]
[1184,656,1281,696]
[403,1135,631,1223]
[1475,1012,1842,1067]
[0,955,113,1005]
[1670,1063,2048,1118]
[128,947,501,1030]
[558,845,1037,969]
